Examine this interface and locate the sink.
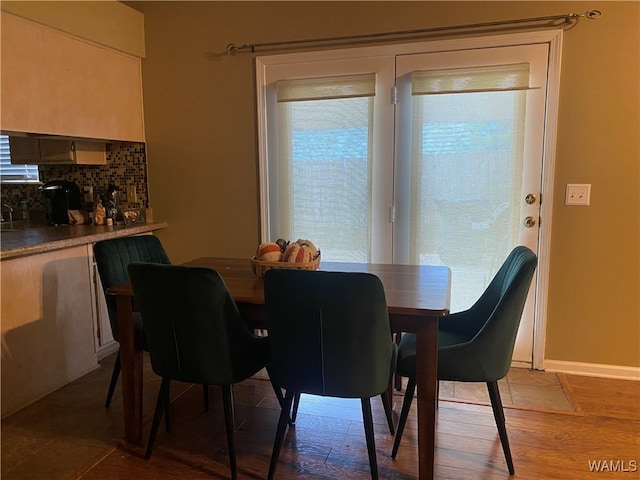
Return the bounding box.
[0,220,24,232]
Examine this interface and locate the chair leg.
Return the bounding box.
[104,350,121,408]
[268,390,295,480]
[271,384,285,409]
[380,390,395,435]
[361,398,379,480]
[391,377,415,459]
[266,365,295,427]
[290,392,301,426]
[146,377,171,459]
[221,385,238,480]
[164,382,171,433]
[203,384,210,411]
[487,381,515,475]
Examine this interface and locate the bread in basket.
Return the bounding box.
[251,239,320,278]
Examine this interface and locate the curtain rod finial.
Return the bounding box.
[226,44,239,56]
[586,9,602,20]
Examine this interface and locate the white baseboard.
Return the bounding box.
[543,359,640,381]
[96,342,119,361]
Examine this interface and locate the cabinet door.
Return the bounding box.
[7,137,41,164]
[1,13,145,142]
[37,139,74,163]
[72,141,107,165]
[40,140,107,165]
[89,252,117,358]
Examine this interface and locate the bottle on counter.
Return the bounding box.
[20,200,29,222]
[104,185,120,223]
[94,200,106,225]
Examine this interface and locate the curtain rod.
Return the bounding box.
[225,9,601,56]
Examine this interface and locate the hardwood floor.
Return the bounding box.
[2,353,638,479]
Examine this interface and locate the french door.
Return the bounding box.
[256,33,561,366]
[394,44,548,363]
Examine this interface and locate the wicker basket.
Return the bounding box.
[250,252,321,278]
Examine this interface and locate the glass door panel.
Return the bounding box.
[395,44,549,363]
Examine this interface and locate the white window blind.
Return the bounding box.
[274,73,376,262]
[411,63,531,95]
[277,74,376,102]
[403,62,529,308]
[0,135,40,183]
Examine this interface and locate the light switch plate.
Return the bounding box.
[565,184,591,205]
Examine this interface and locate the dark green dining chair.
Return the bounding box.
[93,235,172,408]
[391,245,537,475]
[94,236,211,416]
[128,263,272,479]
[264,269,397,480]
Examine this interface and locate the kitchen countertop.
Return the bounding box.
[0,221,168,261]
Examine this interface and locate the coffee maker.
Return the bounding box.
[39,180,82,225]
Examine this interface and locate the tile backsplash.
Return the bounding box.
[1,141,148,214]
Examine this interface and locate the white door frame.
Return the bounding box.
[256,30,563,370]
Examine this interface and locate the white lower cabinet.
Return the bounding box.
[1,245,100,417]
[0,229,163,417]
[88,245,117,359]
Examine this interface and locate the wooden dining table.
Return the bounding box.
[107,257,451,480]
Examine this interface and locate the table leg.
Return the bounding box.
[394,332,403,391]
[116,295,143,444]
[415,316,439,480]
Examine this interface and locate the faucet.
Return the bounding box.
[2,204,14,226]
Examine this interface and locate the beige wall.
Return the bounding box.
[2,0,145,57]
[135,2,638,369]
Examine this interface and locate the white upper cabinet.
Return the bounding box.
[9,137,107,165]
[1,12,145,142]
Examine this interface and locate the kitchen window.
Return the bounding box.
[0,135,40,183]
